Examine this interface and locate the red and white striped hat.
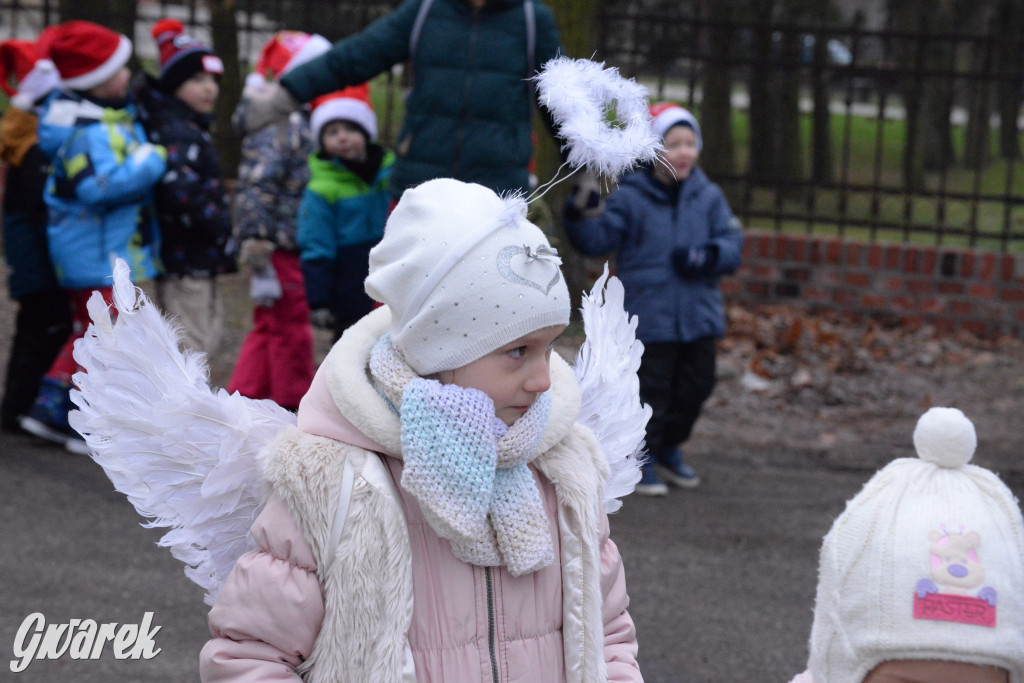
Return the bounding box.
[48,20,132,91]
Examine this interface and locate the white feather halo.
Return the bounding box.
[534,57,663,179]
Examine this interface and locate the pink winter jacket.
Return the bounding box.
[200,308,642,682]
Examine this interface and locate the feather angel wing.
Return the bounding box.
[69,259,296,605]
[574,264,652,513]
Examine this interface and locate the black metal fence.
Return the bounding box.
[4,0,1024,251]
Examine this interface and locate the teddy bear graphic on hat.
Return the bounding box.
[914,524,998,627]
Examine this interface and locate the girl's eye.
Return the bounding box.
[508,346,526,359]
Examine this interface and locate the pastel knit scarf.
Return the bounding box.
[369,336,555,576]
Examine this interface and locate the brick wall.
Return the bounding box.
[722,231,1024,338]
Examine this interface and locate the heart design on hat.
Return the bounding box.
[497,245,562,295]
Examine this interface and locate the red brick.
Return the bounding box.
[832,289,857,305]
[962,321,990,337]
[753,264,776,279]
[999,287,1024,302]
[741,241,753,259]
[845,243,863,267]
[774,237,788,260]
[884,245,901,270]
[960,252,976,278]
[747,282,769,296]
[892,296,915,310]
[757,235,772,259]
[861,293,887,308]
[845,272,871,287]
[966,283,997,299]
[802,286,830,303]
[720,279,740,295]
[935,319,957,333]
[789,236,808,262]
[977,253,998,281]
[906,280,933,294]
[1016,308,1024,323]
[949,300,974,316]
[919,299,945,314]
[815,270,844,286]
[882,277,904,292]
[901,315,927,329]
[903,250,918,274]
[826,241,842,265]
[1000,255,1017,282]
[919,248,937,276]
[867,244,883,270]
[808,241,823,264]
[783,267,811,281]
[937,282,964,295]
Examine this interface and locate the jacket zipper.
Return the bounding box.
[485,566,499,682]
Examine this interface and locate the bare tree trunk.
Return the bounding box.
[699,0,736,182]
[209,0,242,177]
[534,0,596,310]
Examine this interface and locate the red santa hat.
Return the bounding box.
[0,40,39,96]
[649,102,702,152]
[255,31,331,81]
[310,84,377,143]
[151,18,223,95]
[48,20,133,91]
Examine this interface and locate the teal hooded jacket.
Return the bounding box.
[281,0,561,198]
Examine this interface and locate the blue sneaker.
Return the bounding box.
[18,378,88,454]
[656,448,701,489]
[634,462,668,496]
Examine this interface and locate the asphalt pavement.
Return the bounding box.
[0,426,881,683]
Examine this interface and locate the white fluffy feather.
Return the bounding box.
[574,264,651,512]
[534,57,663,179]
[69,259,295,605]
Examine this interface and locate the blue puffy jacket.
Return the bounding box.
[565,166,744,343]
[39,89,167,289]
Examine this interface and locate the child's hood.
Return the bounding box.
[297,306,582,458]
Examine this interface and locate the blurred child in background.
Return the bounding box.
[226,31,329,410]
[20,21,166,453]
[0,33,72,435]
[564,103,743,495]
[135,19,235,356]
[298,83,393,341]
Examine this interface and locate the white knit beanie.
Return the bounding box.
[808,407,1024,683]
[364,178,570,375]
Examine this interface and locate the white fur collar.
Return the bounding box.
[321,306,582,459]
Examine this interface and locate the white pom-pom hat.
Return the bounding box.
[310,83,377,143]
[365,178,569,375]
[807,407,1024,682]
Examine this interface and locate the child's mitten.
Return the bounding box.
[671,243,719,278]
[238,238,275,271]
[250,264,282,307]
[309,307,335,330]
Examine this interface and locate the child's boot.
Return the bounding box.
[635,461,669,496]
[656,447,701,488]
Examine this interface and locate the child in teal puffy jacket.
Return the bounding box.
[19,21,166,453]
[297,84,394,341]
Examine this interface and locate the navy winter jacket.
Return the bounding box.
[565,167,744,344]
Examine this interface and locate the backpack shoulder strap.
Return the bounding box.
[408,0,436,63]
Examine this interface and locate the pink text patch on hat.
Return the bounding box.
[913,525,998,627]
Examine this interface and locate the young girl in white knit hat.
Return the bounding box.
[199,177,642,681]
[790,407,1024,683]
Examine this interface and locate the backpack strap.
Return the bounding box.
[408,0,436,62]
